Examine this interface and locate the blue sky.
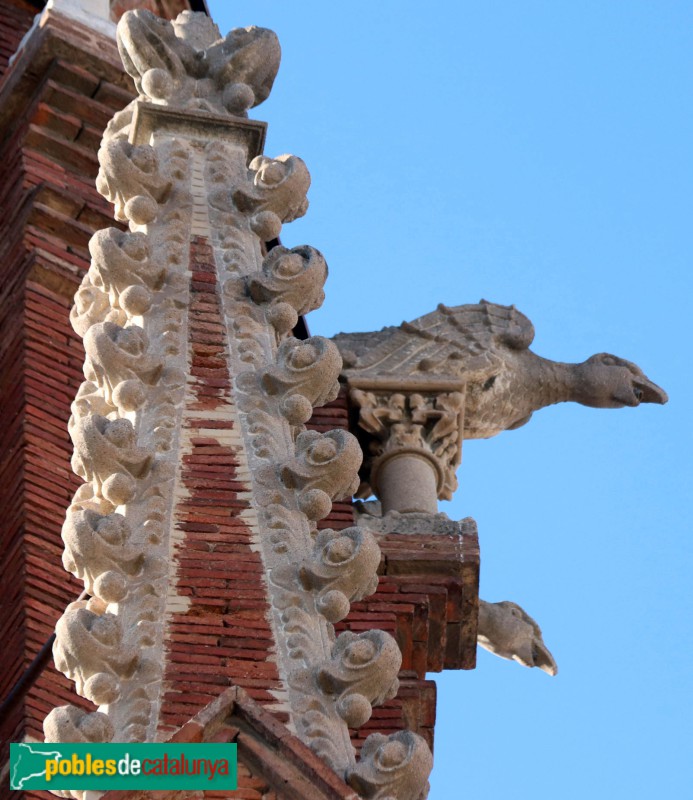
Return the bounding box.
[210,3,692,797]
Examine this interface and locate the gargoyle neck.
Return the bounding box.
[533,357,582,409]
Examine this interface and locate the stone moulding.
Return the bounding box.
[129,101,268,153]
[43,8,432,800]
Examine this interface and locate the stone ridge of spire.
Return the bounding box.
[43,10,434,800]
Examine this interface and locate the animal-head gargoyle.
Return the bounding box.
[334,300,667,441]
[336,301,666,677]
[571,353,667,409]
[477,600,557,676]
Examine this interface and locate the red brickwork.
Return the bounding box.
[307,391,479,753]
[103,688,360,800]
[0,16,133,797]
[160,236,283,737]
[0,7,480,798]
[0,0,36,82]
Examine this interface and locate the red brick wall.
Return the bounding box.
[0,0,36,82]
[0,10,478,797]
[308,390,479,754]
[159,236,284,737]
[0,42,133,797]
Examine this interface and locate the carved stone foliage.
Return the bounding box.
[53,600,141,706]
[206,125,412,774]
[347,731,434,800]
[50,34,194,750]
[281,627,402,768]
[43,705,114,744]
[234,155,311,234]
[88,228,164,315]
[246,245,328,333]
[96,139,171,225]
[207,150,311,251]
[70,415,153,505]
[260,336,341,424]
[83,322,163,412]
[45,10,432,798]
[62,509,143,603]
[297,527,381,622]
[316,630,402,728]
[278,430,362,520]
[117,9,280,117]
[351,387,465,501]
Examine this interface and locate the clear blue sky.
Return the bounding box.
[211,3,692,797]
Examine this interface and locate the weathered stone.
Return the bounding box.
[247,245,328,331]
[477,600,557,676]
[62,509,143,602]
[44,705,114,744]
[337,300,667,524]
[336,300,667,442]
[347,731,433,800]
[53,600,139,705]
[117,9,280,116]
[279,430,362,520]
[260,337,341,424]
[300,527,381,622]
[316,630,401,728]
[82,322,163,411]
[96,139,171,223]
[46,8,431,793]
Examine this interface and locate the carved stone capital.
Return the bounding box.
[349,383,465,504]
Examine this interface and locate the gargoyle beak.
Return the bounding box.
[633,376,668,405]
[533,640,559,677]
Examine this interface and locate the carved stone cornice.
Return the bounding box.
[349,379,465,503]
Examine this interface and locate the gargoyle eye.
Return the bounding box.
[601,355,616,366]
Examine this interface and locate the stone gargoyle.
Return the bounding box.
[337,300,667,676]
[334,300,667,441]
[477,600,557,676]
